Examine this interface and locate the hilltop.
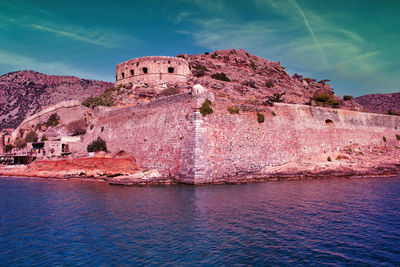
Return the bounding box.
[354,92,400,114]
[0,70,113,129]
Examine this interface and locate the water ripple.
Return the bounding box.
[0,176,400,265]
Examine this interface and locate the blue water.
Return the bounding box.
[0,176,400,266]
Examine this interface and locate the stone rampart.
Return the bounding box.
[11,100,86,141]
[80,91,400,184]
[81,93,194,176]
[201,103,400,183]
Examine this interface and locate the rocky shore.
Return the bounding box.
[1,144,399,186]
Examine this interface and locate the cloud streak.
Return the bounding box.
[29,23,131,48]
[0,3,138,49]
[290,0,328,67]
[175,0,399,95]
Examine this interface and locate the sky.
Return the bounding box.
[0,0,399,97]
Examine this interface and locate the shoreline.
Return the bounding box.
[1,163,399,186]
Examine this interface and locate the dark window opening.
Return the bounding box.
[168,67,174,73]
[115,75,118,80]
[142,67,148,74]
[121,72,125,78]
[136,62,139,67]
[130,69,134,76]
[325,119,334,125]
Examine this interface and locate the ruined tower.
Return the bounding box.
[115,56,190,87]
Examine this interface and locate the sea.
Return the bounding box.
[0,175,399,266]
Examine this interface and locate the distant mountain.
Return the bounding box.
[354,92,400,114]
[0,70,113,129]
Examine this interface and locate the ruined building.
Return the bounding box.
[115,56,190,88]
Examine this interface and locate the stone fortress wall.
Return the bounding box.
[115,56,191,87]
[10,100,86,141]
[78,86,400,184]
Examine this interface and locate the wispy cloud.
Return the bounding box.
[0,2,139,49]
[290,0,328,67]
[29,23,134,48]
[175,0,398,95]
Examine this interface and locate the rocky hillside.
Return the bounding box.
[0,70,113,129]
[181,49,337,105]
[354,92,400,114]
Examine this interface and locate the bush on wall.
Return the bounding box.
[87,137,107,152]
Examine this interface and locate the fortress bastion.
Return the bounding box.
[115,56,190,87]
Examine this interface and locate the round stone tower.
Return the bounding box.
[115,56,190,87]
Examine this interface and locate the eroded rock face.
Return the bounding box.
[0,70,113,130]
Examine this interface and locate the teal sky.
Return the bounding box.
[0,0,399,96]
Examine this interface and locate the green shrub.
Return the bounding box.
[227,106,239,114]
[192,65,209,71]
[15,138,26,149]
[90,124,94,130]
[211,52,218,59]
[265,80,274,88]
[200,99,213,116]
[271,111,276,116]
[87,137,107,152]
[204,52,209,55]
[25,130,38,143]
[211,72,231,82]
[82,89,114,109]
[46,113,59,127]
[343,95,353,101]
[5,144,13,153]
[396,134,400,141]
[314,93,340,108]
[192,65,209,78]
[257,112,265,123]
[327,157,332,162]
[250,60,256,70]
[325,98,340,108]
[264,92,285,105]
[315,93,330,102]
[41,134,47,141]
[243,80,257,88]
[383,136,387,142]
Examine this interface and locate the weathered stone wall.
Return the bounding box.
[11,101,86,141]
[78,93,400,184]
[81,93,194,176]
[0,133,4,155]
[200,103,400,183]
[115,56,190,87]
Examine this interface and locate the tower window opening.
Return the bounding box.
[168,67,174,73]
[130,69,134,76]
[325,119,334,125]
[121,72,125,78]
[142,67,148,74]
